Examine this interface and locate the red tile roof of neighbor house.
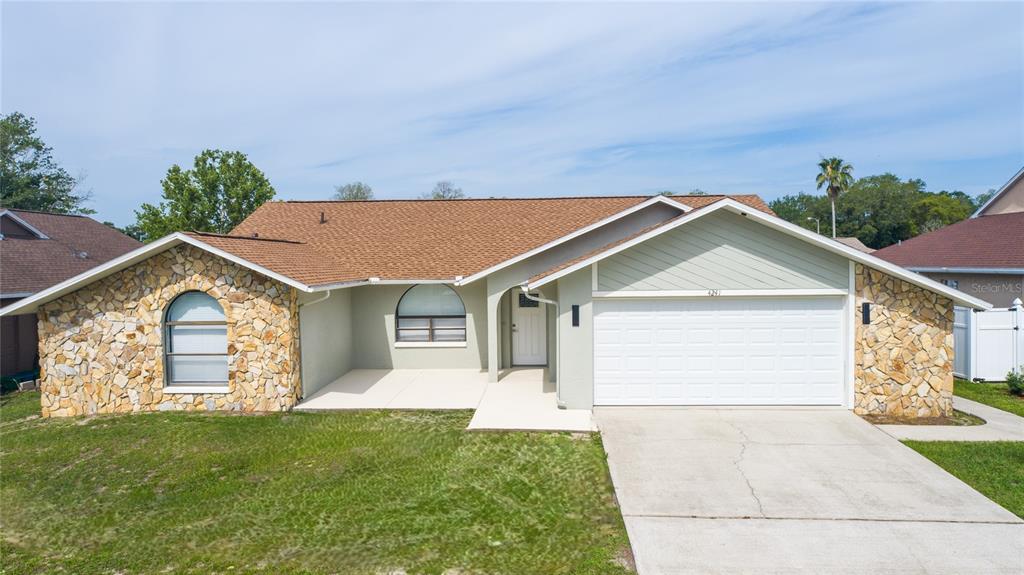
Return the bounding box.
[0,209,142,296]
[872,211,1024,269]
[214,195,773,286]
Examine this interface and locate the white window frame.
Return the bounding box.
[163,291,230,394]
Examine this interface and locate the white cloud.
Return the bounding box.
[1,1,1020,224]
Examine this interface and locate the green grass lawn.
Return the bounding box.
[0,392,632,575]
[954,379,1024,418]
[904,440,1024,519]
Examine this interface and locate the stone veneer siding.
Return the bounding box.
[854,264,954,417]
[37,245,301,417]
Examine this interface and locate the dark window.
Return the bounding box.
[518,293,540,308]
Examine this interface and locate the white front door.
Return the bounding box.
[593,297,846,405]
[512,292,547,365]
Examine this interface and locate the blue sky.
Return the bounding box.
[2,1,1022,226]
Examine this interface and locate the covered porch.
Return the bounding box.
[294,368,594,431]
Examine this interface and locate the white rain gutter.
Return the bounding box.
[298,290,331,308]
[519,286,565,409]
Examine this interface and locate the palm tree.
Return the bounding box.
[815,157,853,238]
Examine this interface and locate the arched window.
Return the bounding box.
[395,284,466,342]
[164,292,228,387]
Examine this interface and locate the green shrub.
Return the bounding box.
[1007,367,1024,397]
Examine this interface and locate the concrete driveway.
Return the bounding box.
[596,408,1023,574]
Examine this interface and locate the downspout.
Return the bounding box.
[295,290,332,400]
[520,286,565,409]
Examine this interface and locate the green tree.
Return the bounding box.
[133,149,275,242]
[769,193,829,233]
[0,111,93,214]
[815,157,854,238]
[333,181,373,201]
[913,192,975,233]
[421,181,465,200]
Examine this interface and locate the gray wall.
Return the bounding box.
[598,210,849,291]
[298,289,353,397]
[350,282,488,369]
[555,267,593,409]
[922,272,1023,308]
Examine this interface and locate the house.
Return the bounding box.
[0,194,989,419]
[835,237,874,253]
[0,209,141,378]
[873,167,1024,308]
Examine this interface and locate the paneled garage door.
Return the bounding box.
[593,297,846,405]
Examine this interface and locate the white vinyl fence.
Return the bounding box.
[954,298,1024,381]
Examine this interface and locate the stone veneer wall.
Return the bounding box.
[37,245,300,417]
[854,264,954,417]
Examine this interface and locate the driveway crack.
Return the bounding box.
[717,412,766,518]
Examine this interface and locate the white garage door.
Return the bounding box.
[594,297,846,405]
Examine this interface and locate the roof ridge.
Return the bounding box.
[186,231,305,245]
[277,194,739,204]
[0,207,90,218]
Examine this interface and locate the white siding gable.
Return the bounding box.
[598,210,849,291]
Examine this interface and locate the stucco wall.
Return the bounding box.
[855,264,954,417]
[349,282,487,369]
[298,288,352,397]
[36,245,301,417]
[920,272,1023,308]
[978,176,1024,216]
[556,267,594,409]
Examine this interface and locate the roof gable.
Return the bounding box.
[972,166,1024,217]
[527,198,991,310]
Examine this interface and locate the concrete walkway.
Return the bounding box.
[879,396,1024,441]
[295,369,489,410]
[596,407,1023,574]
[467,369,595,432]
[295,368,594,431]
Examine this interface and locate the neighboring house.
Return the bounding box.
[0,209,142,378]
[973,165,1024,217]
[873,166,1024,308]
[873,167,1024,380]
[0,194,988,418]
[835,237,874,253]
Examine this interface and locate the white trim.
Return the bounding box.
[592,288,847,299]
[591,262,599,291]
[0,292,35,299]
[163,385,230,394]
[971,166,1023,218]
[0,233,317,317]
[908,267,1024,275]
[455,195,692,286]
[846,260,856,410]
[528,198,992,310]
[0,209,50,239]
[394,341,467,348]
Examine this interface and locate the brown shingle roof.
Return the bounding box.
[873,212,1024,269]
[225,195,772,285]
[0,209,142,296]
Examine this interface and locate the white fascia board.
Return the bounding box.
[454,195,692,286]
[303,276,456,290]
[0,292,36,299]
[528,198,993,310]
[0,209,50,239]
[0,232,314,317]
[592,288,848,298]
[907,267,1024,275]
[971,166,1024,218]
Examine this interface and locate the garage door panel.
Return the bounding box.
[594,297,845,406]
